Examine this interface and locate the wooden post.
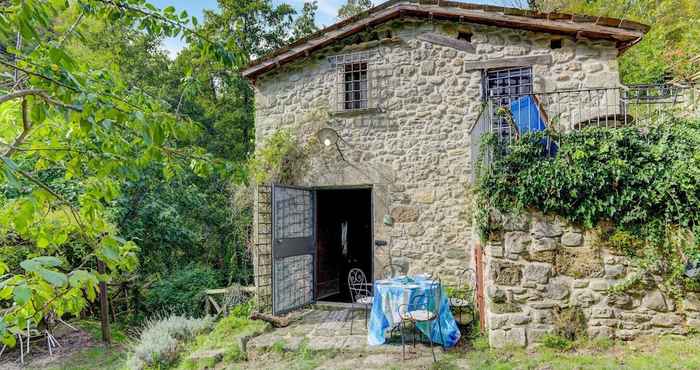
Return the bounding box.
[97,260,112,345]
[474,241,486,334]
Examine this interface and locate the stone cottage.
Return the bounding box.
[241,0,689,347]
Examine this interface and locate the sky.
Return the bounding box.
[150,0,524,57]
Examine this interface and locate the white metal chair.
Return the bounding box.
[398,280,445,362]
[448,267,476,331]
[348,268,373,334]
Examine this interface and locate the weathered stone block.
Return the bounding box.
[390,206,418,223]
[509,313,531,325]
[554,247,603,278]
[589,279,608,291]
[492,262,522,286]
[489,315,509,329]
[489,327,526,348]
[531,237,558,252]
[608,293,634,309]
[487,286,507,303]
[642,290,668,312]
[545,282,570,300]
[525,250,556,264]
[604,264,626,279]
[573,290,599,308]
[502,213,529,231]
[561,232,583,247]
[420,60,435,75]
[504,231,530,255]
[651,313,683,328]
[523,263,551,284]
[683,292,700,312]
[414,190,435,204]
[591,307,614,319]
[572,280,589,289]
[533,219,563,238]
[588,326,614,339]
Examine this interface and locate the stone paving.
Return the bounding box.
[246,307,467,369]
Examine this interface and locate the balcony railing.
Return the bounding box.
[469,84,700,179]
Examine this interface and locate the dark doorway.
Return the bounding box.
[315,188,372,303]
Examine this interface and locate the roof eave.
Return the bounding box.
[241,0,648,80]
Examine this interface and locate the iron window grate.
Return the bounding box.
[484,67,534,144]
[330,51,372,112]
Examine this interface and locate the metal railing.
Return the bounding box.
[470,84,699,179]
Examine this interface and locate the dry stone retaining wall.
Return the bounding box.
[484,211,699,348]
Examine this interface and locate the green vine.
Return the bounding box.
[248,129,311,185]
[475,117,700,294]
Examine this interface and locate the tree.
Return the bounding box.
[0,0,238,347]
[293,1,320,40]
[530,0,700,84]
[338,0,373,20]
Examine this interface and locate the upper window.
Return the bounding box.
[485,66,533,105]
[343,62,368,110]
[330,51,372,112]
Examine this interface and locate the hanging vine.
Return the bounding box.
[474,117,700,294]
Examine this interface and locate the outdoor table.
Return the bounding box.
[367,275,461,348]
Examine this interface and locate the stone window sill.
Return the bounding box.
[330,107,381,117]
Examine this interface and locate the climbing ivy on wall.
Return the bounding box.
[248,129,311,185]
[475,117,700,293]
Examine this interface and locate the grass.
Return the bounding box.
[24,317,700,370]
[31,346,128,370]
[456,334,700,370]
[26,320,129,370]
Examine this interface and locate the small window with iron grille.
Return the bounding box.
[330,51,372,111]
[484,66,533,143]
[485,66,533,104]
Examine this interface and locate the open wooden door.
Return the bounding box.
[271,185,316,315]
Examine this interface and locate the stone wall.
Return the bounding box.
[253,18,621,283]
[484,211,698,348]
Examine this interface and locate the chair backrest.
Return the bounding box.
[406,279,442,316]
[382,263,404,279]
[348,268,369,302]
[456,268,475,292]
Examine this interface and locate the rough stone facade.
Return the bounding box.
[485,211,698,348]
[253,18,621,285]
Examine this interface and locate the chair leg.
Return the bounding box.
[349,307,354,335]
[429,320,436,363]
[400,321,406,360]
[412,322,417,348]
[364,305,368,328]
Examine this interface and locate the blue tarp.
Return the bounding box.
[510,95,558,155]
[368,275,461,348]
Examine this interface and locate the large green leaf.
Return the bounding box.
[13,285,31,306]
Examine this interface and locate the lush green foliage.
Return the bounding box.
[338,0,373,19]
[477,118,700,292]
[143,265,219,317]
[0,0,321,343]
[532,0,700,83]
[0,0,241,347]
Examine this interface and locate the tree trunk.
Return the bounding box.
[97,260,112,345]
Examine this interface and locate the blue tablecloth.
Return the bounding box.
[368,275,461,348]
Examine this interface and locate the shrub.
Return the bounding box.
[144,264,219,317]
[127,314,214,370]
[541,334,573,351]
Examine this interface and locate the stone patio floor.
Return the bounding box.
[245,307,471,369]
